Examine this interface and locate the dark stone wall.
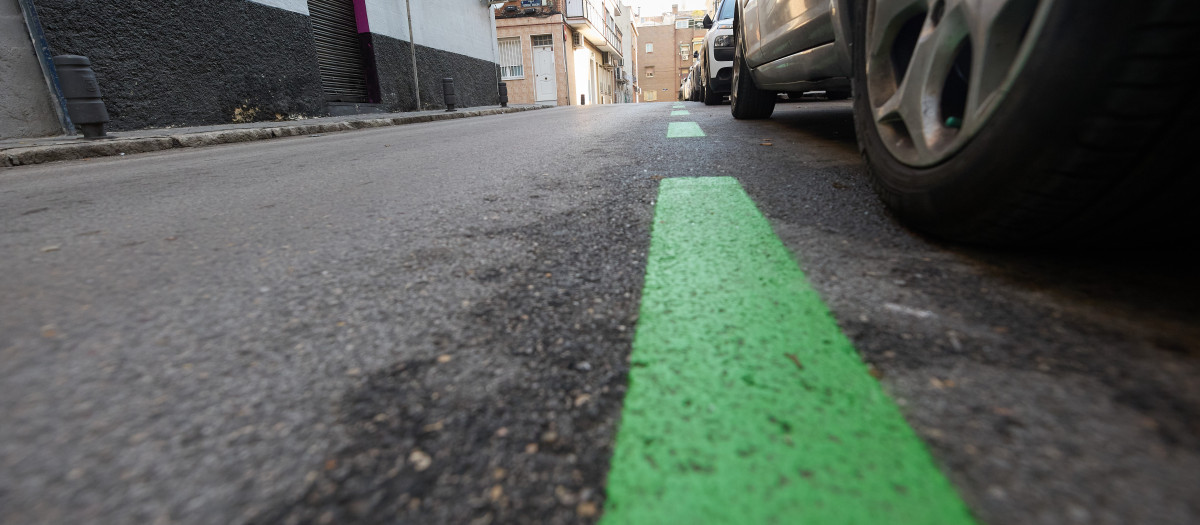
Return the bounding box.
[370,33,500,112]
[32,0,327,131]
[368,32,417,111]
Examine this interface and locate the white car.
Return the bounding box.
[697,0,736,105]
[730,0,1199,246]
[679,71,693,102]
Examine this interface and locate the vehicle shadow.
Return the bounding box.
[767,100,859,150]
[744,99,1199,352]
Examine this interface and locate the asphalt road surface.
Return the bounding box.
[2,100,1197,524]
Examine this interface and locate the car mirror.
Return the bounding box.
[703,14,713,29]
[693,51,699,59]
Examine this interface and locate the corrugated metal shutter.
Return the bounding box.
[308,0,368,102]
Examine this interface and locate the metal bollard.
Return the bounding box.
[53,55,109,139]
[442,77,457,112]
[498,82,508,108]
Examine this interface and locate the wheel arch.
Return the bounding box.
[829,0,857,78]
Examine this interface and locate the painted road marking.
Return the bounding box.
[667,122,705,138]
[673,103,684,108]
[671,110,690,116]
[603,177,975,524]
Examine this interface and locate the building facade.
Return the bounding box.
[614,4,638,103]
[12,0,501,132]
[493,0,636,106]
[634,6,705,102]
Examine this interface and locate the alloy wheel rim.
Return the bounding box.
[865,0,1054,167]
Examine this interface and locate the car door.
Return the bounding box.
[751,0,835,66]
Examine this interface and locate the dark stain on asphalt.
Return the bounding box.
[255,174,655,524]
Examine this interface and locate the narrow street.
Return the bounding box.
[2,100,1197,524]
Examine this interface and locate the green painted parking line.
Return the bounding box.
[667,122,705,138]
[671,110,690,116]
[603,177,975,524]
[672,103,684,108]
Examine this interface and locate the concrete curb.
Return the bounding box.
[2,106,546,168]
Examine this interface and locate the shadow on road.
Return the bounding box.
[769,100,859,148]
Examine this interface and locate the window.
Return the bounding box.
[675,20,688,29]
[646,91,657,101]
[718,0,735,20]
[498,37,523,79]
[645,66,654,77]
[531,34,553,48]
[645,43,653,53]
[680,44,689,61]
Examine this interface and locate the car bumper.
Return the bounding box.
[708,67,733,93]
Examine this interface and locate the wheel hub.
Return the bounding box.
[865,0,1054,167]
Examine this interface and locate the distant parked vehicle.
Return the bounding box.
[687,59,704,101]
[729,0,1200,246]
[697,0,736,105]
[679,71,693,101]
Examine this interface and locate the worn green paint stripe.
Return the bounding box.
[672,103,684,108]
[671,110,690,116]
[603,177,975,524]
[667,122,705,138]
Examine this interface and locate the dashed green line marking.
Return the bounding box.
[603,177,975,524]
[672,103,684,108]
[670,110,690,116]
[667,122,705,138]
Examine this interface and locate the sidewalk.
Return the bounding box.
[1,104,549,168]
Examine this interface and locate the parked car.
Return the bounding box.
[688,59,704,101]
[696,0,736,105]
[730,0,1200,246]
[679,71,693,102]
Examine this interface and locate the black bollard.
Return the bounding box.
[442,77,457,112]
[498,82,508,108]
[53,55,110,139]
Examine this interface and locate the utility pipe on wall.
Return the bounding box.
[562,25,570,105]
[405,0,420,109]
[16,0,72,134]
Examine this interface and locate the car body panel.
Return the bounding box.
[737,0,855,93]
[754,0,836,68]
[752,41,850,91]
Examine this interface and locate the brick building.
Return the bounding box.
[634,7,704,102]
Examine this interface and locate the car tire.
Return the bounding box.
[730,10,775,119]
[703,59,722,105]
[852,0,1200,245]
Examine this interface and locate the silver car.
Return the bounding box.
[731,0,1200,245]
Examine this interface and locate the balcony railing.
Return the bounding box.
[565,0,622,53]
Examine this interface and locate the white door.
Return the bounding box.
[533,44,557,104]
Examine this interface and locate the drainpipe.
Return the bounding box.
[405,0,421,110]
[562,24,571,105]
[16,0,72,134]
